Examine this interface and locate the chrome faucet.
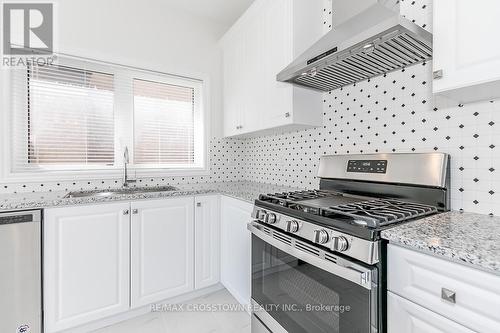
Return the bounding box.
[123,147,136,187]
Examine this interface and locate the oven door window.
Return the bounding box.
[252,235,375,333]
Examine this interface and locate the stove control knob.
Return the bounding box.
[286,220,300,233]
[256,209,267,221]
[313,229,330,245]
[333,236,349,252]
[265,213,277,224]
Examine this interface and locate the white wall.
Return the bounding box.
[55,0,226,136]
[0,0,241,192]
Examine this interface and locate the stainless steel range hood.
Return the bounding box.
[277,0,432,92]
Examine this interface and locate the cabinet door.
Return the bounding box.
[221,0,323,137]
[130,197,194,308]
[240,14,263,133]
[433,0,500,102]
[44,203,130,333]
[220,196,253,307]
[223,35,243,137]
[194,195,220,289]
[261,0,294,128]
[388,244,500,332]
[388,292,475,333]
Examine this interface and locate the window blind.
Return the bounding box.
[7,55,205,176]
[11,62,115,171]
[133,78,195,166]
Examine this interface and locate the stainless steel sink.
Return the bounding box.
[64,186,179,199]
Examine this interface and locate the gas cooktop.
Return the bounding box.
[257,190,438,228]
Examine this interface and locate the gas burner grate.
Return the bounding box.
[323,199,437,228]
[259,190,334,208]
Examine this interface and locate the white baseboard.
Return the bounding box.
[61,283,224,333]
[221,280,251,315]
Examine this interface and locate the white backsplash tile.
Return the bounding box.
[0,138,247,194]
[1,0,499,216]
[238,0,500,215]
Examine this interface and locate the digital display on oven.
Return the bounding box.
[347,160,388,174]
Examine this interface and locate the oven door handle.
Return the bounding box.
[248,222,374,290]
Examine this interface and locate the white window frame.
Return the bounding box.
[0,55,210,183]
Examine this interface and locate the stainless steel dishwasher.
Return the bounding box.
[0,210,42,333]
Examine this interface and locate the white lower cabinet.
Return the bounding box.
[220,196,253,308]
[388,292,474,333]
[44,203,131,333]
[44,195,223,332]
[194,195,221,289]
[130,197,194,308]
[388,244,500,333]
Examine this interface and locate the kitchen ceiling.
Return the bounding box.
[161,0,255,28]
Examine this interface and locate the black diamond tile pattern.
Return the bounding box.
[1,0,500,217]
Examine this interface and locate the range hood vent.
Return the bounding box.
[277,1,432,92]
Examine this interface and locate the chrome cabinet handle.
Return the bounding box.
[441,288,456,304]
[132,209,138,214]
[123,210,129,215]
[433,69,443,80]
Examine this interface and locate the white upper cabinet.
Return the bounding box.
[221,0,324,137]
[44,203,131,333]
[130,197,195,308]
[433,0,500,103]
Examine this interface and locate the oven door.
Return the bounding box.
[248,222,379,333]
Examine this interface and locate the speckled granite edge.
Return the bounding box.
[0,181,302,212]
[382,211,500,275]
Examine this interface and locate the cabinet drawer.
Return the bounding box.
[388,292,475,333]
[388,244,500,333]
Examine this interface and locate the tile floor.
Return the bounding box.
[93,289,251,333]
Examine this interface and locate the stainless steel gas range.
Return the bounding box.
[248,153,450,333]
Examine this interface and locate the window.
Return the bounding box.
[6,56,207,178]
[27,63,115,167]
[133,79,195,166]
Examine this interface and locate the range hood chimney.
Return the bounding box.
[277,0,432,92]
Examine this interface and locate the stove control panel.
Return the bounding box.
[251,206,380,265]
[347,160,387,174]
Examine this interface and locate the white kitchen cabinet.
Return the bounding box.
[388,244,500,333]
[388,292,475,333]
[433,0,500,103]
[220,196,253,307]
[130,197,194,308]
[194,195,221,289]
[221,0,323,137]
[44,203,131,333]
[223,32,248,137]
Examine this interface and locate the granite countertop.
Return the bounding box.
[0,181,302,212]
[382,211,500,275]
